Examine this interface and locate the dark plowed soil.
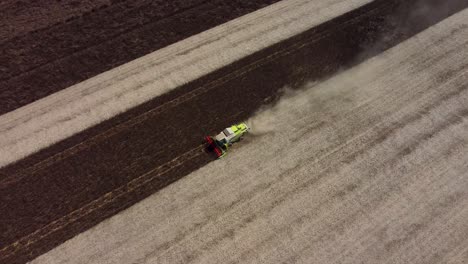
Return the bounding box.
[0,0,280,115]
[1,0,466,263]
[0,0,111,43]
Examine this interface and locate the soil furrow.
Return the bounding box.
[1,0,466,263]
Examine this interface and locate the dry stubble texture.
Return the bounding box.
[31,7,468,264]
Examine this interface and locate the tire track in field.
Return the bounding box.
[0,145,204,259]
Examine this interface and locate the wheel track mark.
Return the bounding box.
[0,145,204,258]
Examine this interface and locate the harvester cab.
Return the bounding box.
[204,122,250,158]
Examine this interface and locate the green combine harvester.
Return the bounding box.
[204,122,250,158]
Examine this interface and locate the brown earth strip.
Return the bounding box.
[0,0,280,115]
[1,0,211,80]
[0,0,112,43]
[1,0,467,263]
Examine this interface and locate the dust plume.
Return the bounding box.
[244,78,342,137]
[247,0,468,137]
[246,87,304,136]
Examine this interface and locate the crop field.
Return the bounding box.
[0,0,467,263]
[30,7,468,264]
[0,0,282,115]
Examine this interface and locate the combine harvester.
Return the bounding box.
[205,122,250,158]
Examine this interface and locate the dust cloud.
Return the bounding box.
[246,87,303,135]
[247,0,468,137]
